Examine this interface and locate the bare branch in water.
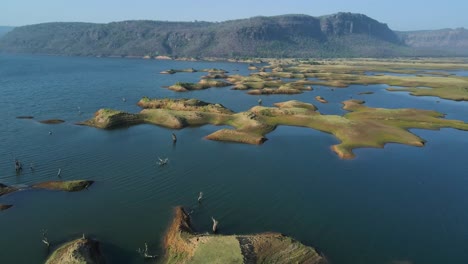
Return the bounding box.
[137,242,157,259]
[41,229,50,248]
[211,217,218,233]
[198,192,203,203]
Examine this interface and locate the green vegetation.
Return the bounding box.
[161,58,468,101]
[82,97,468,159]
[46,238,104,264]
[4,13,464,58]
[160,68,197,74]
[200,68,228,73]
[190,236,243,264]
[253,59,468,101]
[79,109,143,129]
[168,80,231,92]
[226,74,314,95]
[162,206,326,264]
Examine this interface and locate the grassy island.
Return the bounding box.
[160,68,228,75]
[227,74,314,95]
[81,97,468,159]
[162,59,468,101]
[163,206,327,264]
[160,68,197,74]
[78,109,143,129]
[46,237,104,264]
[167,79,231,92]
[257,59,468,101]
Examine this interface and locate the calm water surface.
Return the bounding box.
[0,54,467,264]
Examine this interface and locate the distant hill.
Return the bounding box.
[397,28,468,56]
[0,26,14,38]
[0,13,466,58]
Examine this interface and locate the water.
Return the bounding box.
[0,54,467,264]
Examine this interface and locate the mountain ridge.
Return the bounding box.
[0,13,466,58]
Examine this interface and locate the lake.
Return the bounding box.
[0,54,467,264]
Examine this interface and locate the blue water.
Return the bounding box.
[0,54,467,264]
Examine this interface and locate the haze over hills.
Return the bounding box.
[397,28,468,56]
[0,26,14,38]
[0,12,466,58]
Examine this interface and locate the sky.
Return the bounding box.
[1,0,467,31]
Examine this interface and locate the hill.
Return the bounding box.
[397,28,468,56]
[0,26,14,38]
[0,13,466,58]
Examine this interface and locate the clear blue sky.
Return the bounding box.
[1,0,467,30]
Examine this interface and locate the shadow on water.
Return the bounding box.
[102,241,143,264]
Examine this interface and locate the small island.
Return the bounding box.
[32,180,93,192]
[161,59,468,101]
[315,96,328,103]
[163,206,327,263]
[160,68,197,74]
[80,97,468,159]
[228,74,314,95]
[39,119,65,124]
[167,79,231,92]
[45,237,105,264]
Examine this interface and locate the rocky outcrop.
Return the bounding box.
[45,238,105,264]
[320,12,400,43]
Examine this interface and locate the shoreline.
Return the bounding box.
[2,51,468,66]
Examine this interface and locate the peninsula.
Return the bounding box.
[163,206,327,263]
